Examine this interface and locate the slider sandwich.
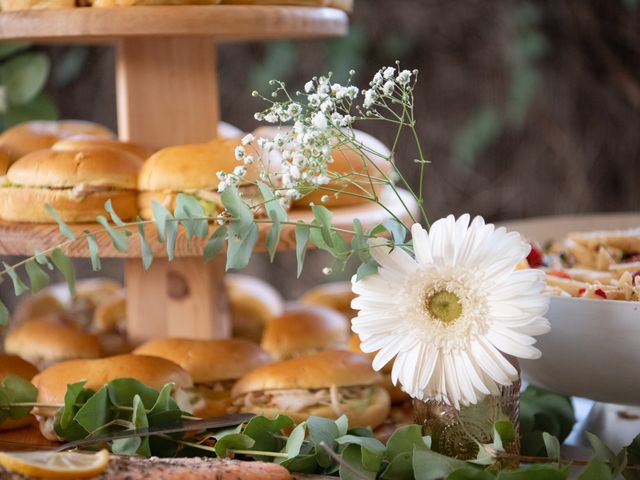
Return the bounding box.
[226,274,284,342]
[253,127,392,208]
[299,281,357,320]
[137,138,270,220]
[231,350,390,428]
[134,338,272,417]
[0,354,39,431]
[31,354,195,440]
[0,147,141,223]
[4,316,101,370]
[0,120,113,164]
[261,304,349,360]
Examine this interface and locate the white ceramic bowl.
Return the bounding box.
[500,213,640,405]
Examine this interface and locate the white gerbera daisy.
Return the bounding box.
[351,214,550,409]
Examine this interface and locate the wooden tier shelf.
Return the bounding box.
[0,5,347,42]
[0,188,416,258]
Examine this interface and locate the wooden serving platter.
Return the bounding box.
[0,188,417,258]
[0,5,347,43]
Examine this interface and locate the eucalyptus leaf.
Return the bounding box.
[221,186,254,236]
[587,432,627,478]
[203,226,227,263]
[131,395,151,457]
[352,218,371,263]
[24,259,49,293]
[356,260,378,280]
[174,194,208,240]
[335,435,385,459]
[243,415,294,460]
[339,444,376,480]
[215,433,255,458]
[1,52,49,105]
[165,217,178,261]
[258,182,287,261]
[107,378,160,408]
[623,434,640,480]
[151,201,171,242]
[148,384,178,416]
[385,424,429,461]
[275,421,306,464]
[51,248,76,297]
[379,452,413,480]
[226,223,259,270]
[383,218,406,245]
[3,263,28,296]
[136,220,153,270]
[495,465,570,479]
[35,251,54,270]
[311,205,335,248]
[58,381,88,430]
[105,199,127,227]
[449,468,496,480]
[578,457,613,480]
[413,447,469,480]
[97,216,129,252]
[295,222,310,278]
[0,300,8,326]
[73,386,110,434]
[543,432,561,465]
[84,231,102,271]
[307,416,340,468]
[0,375,38,421]
[335,415,349,436]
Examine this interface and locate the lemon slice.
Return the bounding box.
[0,449,109,479]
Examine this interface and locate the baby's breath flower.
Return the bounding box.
[363,89,377,108]
[243,155,254,165]
[382,80,395,96]
[241,133,255,145]
[233,166,246,177]
[320,194,330,203]
[322,267,333,275]
[234,146,246,160]
[396,69,412,85]
[311,111,328,131]
[264,112,279,123]
[304,80,314,93]
[383,66,396,79]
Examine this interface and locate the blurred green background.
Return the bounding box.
[1,0,639,300]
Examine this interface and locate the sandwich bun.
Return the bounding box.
[232,350,389,428]
[4,317,101,371]
[134,338,272,384]
[0,354,38,431]
[226,274,284,342]
[32,354,193,405]
[138,139,259,193]
[0,120,113,163]
[260,304,349,360]
[134,338,272,417]
[0,149,8,175]
[253,127,392,208]
[52,136,153,162]
[31,354,193,439]
[0,148,140,223]
[299,281,356,320]
[348,333,409,404]
[10,291,66,327]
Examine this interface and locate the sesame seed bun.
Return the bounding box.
[0,120,113,163]
[4,317,101,371]
[299,282,357,320]
[226,274,284,342]
[0,354,39,431]
[134,338,272,384]
[260,304,349,360]
[52,137,153,162]
[232,350,381,395]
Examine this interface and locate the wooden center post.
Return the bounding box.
[116,36,230,344]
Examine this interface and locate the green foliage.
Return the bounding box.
[520,386,575,456]
[250,41,298,92]
[258,182,288,261]
[295,222,311,278]
[0,375,38,425]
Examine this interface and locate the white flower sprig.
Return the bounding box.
[218,64,423,219]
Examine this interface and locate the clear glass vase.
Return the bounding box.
[413,359,521,462]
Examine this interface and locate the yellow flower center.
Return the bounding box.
[427,290,463,325]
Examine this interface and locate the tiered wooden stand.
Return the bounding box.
[0,6,417,345]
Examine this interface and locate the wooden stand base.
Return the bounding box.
[125,256,230,345]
